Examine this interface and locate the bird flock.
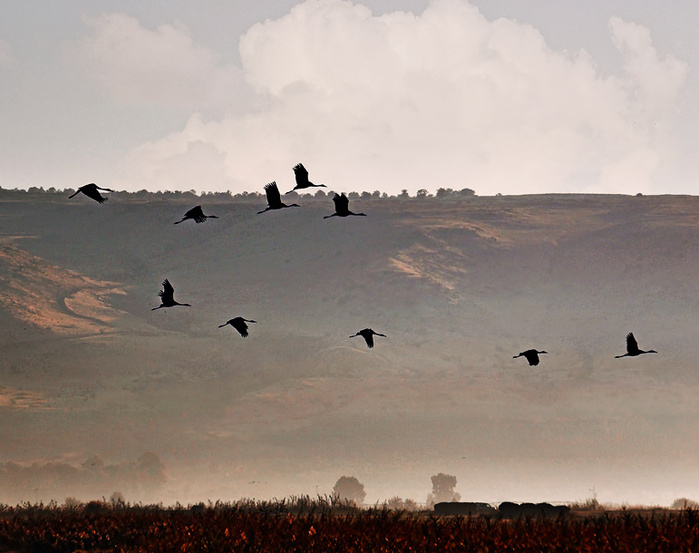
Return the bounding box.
[69,163,658,361]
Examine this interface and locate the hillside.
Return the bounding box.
[0,189,697,505]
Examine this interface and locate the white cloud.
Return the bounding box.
[118,0,687,195]
[609,16,688,123]
[74,13,244,112]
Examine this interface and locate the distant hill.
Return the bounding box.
[0,188,697,505]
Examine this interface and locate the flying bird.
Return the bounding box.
[68,183,115,203]
[151,279,191,310]
[350,328,386,348]
[513,349,548,366]
[257,182,300,214]
[174,206,219,224]
[615,332,657,358]
[219,317,257,337]
[324,193,367,219]
[287,163,327,193]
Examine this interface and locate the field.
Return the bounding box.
[1,500,698,552]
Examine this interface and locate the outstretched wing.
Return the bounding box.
[160,279,175,302]
[357,329,375,348]
[293,163,309,187]
[185,206,207,223]
[183,206,200,217]
[233,320,249,337]
[264,182,282,208]
[333,193,349,214]
[524,350,539,365]
[626,332,639,354]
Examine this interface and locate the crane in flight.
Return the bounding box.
[219,317,257,337]
[68,183,115,203]
[151,279,191,310]
[174,206,218,224]
[513,349,548,366]
[324,193,366,219]
[257,182,300,214]
[287,163,327,193]
[350,328,386,348]
[615,332,657,358]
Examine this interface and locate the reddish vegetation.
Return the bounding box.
[0,503,697,552]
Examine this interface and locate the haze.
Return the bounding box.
[0,188,697,506]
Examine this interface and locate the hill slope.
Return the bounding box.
[0,190,697,504]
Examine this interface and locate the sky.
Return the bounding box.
[0,0,697,197]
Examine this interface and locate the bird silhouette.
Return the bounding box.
[350,328,386,348]
[287,163,327,193]
[615,332,657,358]
[513,349,548,366]
[151,279,191,310]
[324,193,366,219]
[257,182,300,214]
[219,317,257,337]
[174,206,218,224]
[68,183,115,203]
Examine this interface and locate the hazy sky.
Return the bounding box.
[1,1,698,196]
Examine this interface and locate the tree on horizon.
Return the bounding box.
[332,476,366,506]
[426,473,460,507]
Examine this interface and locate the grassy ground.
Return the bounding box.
[1,499,697,552]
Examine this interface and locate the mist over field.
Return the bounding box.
[0,188,697,507]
